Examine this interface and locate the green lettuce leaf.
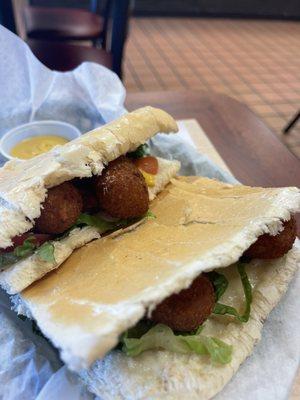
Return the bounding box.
[124,319,156,339]
[76,210,156,234]
[0,236,56,270]
[208,271,228,301]
[127,143,150,159]
[0,236,37,270]
[213,263,252,323]
[0,208,156,270]
[75,213,123,233]
[13,236,36,258]
[0,252,21,269]
[36,242,55,263]
[122,323,232,364]
[145,210,156,220]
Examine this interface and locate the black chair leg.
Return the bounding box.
[0,1,17,33]
[283,111,300,134]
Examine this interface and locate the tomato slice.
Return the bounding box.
[1,233,52,253]
[134,156,159,175]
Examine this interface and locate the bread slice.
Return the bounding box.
[1,157,180,294]
[81,241,299,400]
[0,106,178,249]
[17,177,300,371]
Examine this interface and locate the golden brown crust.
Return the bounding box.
[243,216,297,259]
[73,178,99,213]
[94,156,149,219]
[150,274,215,332]
[35,182,82,234]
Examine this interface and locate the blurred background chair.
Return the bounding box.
[23,1,109,46]
[0,0,16,33]
[1,0,130,78]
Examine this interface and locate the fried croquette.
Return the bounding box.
[150,274,215,332]
[243,216,296,260]
[78,187,99,213]
[94,156,149,219]
[35,182,83,234]
[72,178,99,213]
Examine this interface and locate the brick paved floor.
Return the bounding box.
[124,18,300,158]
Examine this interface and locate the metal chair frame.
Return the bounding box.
[283,111,300,134]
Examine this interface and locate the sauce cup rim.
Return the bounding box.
[0,120,81,160]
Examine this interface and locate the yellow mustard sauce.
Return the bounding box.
[10,135,69,159]
[140,170,156,187]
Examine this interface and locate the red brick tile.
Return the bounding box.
[249,83,274,93]
[223,74,245,84]
[261,92,285,103]
[281,131,300,147]
[278,72,296,81]
[124,17,300,155]
[239,93,263,104]
[290,144,300,158]
[251,104,276,116]
[288,82,300,90]
[273,103,299,116]
[282,93,300,102]
[264,116,287,130]
[209,84,231,93]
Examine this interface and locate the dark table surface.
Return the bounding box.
[126,90,300,232]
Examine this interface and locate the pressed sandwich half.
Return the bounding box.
[15,173,300,399]
[0,107,180,294]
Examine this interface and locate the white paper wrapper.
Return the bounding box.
[0,26,126,166]
[0,26,299,400]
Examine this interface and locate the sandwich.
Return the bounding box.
[14,171,300,398]
[0,106,180,294]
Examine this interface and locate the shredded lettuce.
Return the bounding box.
[213,263,252,323]
[0,237,37,270]
[0,236,56,270]
[75,210,156,233]
[121,263,250,363]
[0,208,155,270]
[0,252,21,269]
[145,210,156,220]
[122,323,232,364]
[127,143,150,159]
[75,213,124,233]
[13,236,36,258]
[208,271,228,301]
[36,242,55,263]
